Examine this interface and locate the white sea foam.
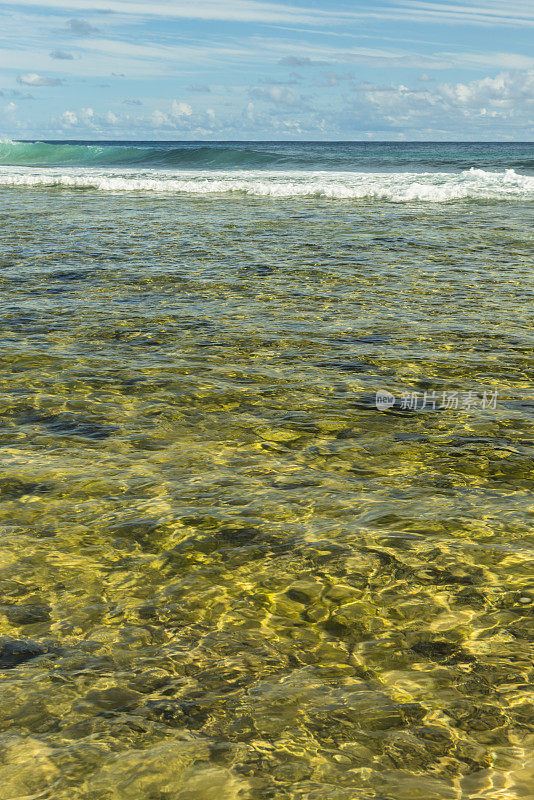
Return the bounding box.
[0,166,532,202]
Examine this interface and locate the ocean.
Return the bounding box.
[0,140,533,800]
[1,139,534,199]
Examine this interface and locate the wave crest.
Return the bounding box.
[0,166,532,202]
[2,140,533,174]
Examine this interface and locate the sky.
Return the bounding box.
[0,0,533,140]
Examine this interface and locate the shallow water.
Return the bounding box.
[0,182,533,800]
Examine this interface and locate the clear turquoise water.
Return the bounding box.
[0,141,533,800]
[2,140,534,172]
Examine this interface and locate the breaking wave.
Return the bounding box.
[1,139,533,174]
[0,165,532,202]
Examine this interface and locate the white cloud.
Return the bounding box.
[440,51,534,70]
[279,56,323,67]
[17,72,62,86]
[390,0,534,28]
[59,106,96,126]
[70,37,252,74]
[151,109,169,126]
[10,0,534,27]
[57,105,178,135]
[315,71,352,87]
[60,109,78,124]
[250,85,302,106]
[1,0,367,27]
[347,69,534,133]
[259,39,455,69]
[49,101,223,136]
[171,100,192,117]
[439,69,534,110]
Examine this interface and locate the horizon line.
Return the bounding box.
[15,138,534,145]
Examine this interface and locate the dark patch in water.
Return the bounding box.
[409,639,475,664]
[352,334,391,345]
[0,637,52,668]
[503,400,534,412]
[0,478,54,499]
[3,604,52,625]
[49,270,95,281]
[316,360,371,373]
[19,412,118,440]
[142,699,210,729]
[447,436,515,449]
[240,265,276,275]
[352,393,444,415]
[271,479,320,489]
[195,340,230,348]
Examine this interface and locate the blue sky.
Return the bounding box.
[1,0,533,140]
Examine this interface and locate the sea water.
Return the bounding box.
[0,140,533,800]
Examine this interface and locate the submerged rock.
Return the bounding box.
[0,478,53,500]
[0,637,51,668]
[4,605,51,626]
[18,412,118,440]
